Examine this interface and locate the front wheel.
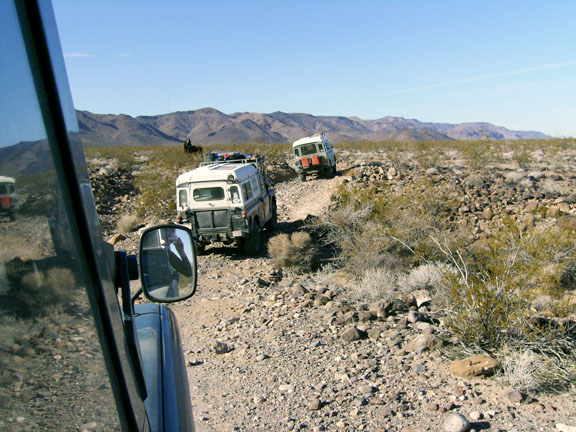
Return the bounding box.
[300,173,306,182]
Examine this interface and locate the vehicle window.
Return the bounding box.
[250,176,260,197]
[294,147,301,157]
[230,185,241,203]
[193,187,224,201]
[317,143,324,152]
[0,2,119,429]
[242,181,253,200]
[298,143,319,156]
[178,188,188,208]
[0,184,7,194]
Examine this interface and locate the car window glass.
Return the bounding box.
[178,188,188,208]
[242,182,253,200]
[230,185,241,203]
[193,187,224,201]
[299,143,319,156]
[0,2,119,429]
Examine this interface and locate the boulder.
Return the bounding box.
[450,354,501,379]
[404,333,443,352]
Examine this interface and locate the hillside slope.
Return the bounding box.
[76,108,548,146]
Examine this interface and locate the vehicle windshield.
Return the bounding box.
[296,143,321,156]
[193,186,225,201]
[0,184,8,194]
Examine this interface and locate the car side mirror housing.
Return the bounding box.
[139,225,197,303]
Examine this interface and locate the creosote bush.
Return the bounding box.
[268,232,315,272]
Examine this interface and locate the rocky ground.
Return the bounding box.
[103,147,576,432]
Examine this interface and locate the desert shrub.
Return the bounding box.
[6,265,74,317]
[267,232,315,272]
[502,350,543,392]
[329,180,464,266]
[117,214,139,234]
[457,141,493,171]
[501,347,576,393]
[347,268,398,309]
[433,219,576,351]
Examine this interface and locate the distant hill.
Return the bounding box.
[76,108,548,147]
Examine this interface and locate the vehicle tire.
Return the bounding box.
[9,211,16,221]
[195,242,205,256]
[332,163,337,177]
[265,202,277,232]
[300,173,306,182]
[243,220,261,255]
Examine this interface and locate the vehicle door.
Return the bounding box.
[0,2,150,429]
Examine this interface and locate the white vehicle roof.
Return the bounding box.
[292,134,327,148]
[0,176,16,183]
[176,163,258,187]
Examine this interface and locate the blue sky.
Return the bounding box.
[52,0,576,137]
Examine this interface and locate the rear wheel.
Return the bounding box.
[195,242,205,256]
[243,220,261,255]
[265,202,277,232]
[332,163,337,177]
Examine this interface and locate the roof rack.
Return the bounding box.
[201,152,265,166]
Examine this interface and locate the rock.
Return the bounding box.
[404,333,443,352]
[481,207,493,220]
[308,397,322,411]
[314,295,331,307]
[289,282,307,297]
[468,411,482,421]
[381,406,394,417]
[339,326,366,343]
[368,300,393,318]
[367,327,381,340]
[212,340,232,354]
[358,310,376,321]
[407,310,422,323]
[507,390,524,404]
[524,199,539,214]
[412,289,432,307]
[279,384,295,393]
[358,384,375,394]
[556,424,576,432]
[443,412,470,432]
[109,233,126,245]
[450,355,501,379]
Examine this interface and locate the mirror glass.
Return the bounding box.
[140,225,197,302]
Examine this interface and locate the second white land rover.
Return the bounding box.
[175,154,277,255]
[292,133,337,181]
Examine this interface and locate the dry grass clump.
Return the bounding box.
[347,268,398,309]
[268,232,315,272]
[117,214,139,234]
[501,350,543,392]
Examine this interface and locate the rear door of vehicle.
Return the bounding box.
[190,182,232,235]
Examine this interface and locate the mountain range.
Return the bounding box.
[76,108,548,147]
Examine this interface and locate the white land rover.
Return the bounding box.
[292,133,337,181]
[175,154,277,255]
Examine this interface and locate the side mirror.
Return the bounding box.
[139,225,197,302]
